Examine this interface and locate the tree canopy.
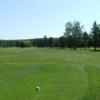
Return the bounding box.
[0,21,100,50]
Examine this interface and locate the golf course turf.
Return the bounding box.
[0,48,100,100]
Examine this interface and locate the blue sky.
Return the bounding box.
[0,0,100,40]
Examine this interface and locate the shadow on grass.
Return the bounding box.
[85,47,100,52]
[91,50,100,52]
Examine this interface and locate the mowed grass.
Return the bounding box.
[0,48,100,100]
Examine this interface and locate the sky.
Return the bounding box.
[0,0,100,40]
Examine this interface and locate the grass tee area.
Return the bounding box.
[0,48,100,100]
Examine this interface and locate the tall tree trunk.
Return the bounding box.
[94,45,96,51]
[94,40,96,51]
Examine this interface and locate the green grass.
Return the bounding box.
[0,48,100,100]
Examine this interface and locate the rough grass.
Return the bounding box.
[0,48,100,100]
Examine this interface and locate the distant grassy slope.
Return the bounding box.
[0,48,100,100]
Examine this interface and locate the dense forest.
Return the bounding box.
[0,21,100,51]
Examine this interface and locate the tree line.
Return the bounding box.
[0,21,100,51]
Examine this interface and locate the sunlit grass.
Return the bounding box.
[0,48,100,100]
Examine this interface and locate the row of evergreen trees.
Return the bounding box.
[0,21,100,50]
[32,21,100,50]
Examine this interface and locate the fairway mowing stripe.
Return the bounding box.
[0,48,100,100]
